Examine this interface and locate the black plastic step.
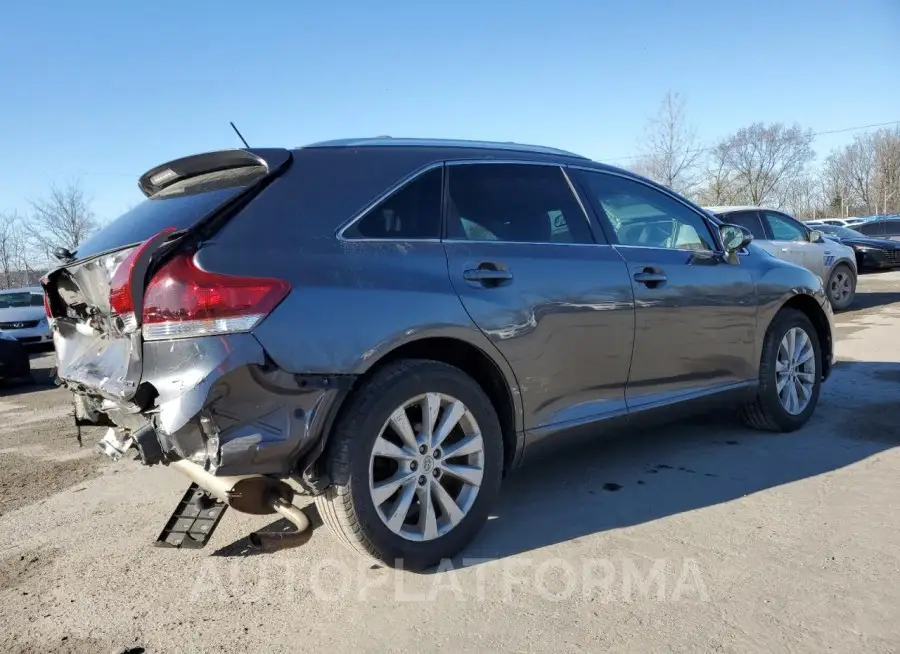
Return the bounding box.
[154,483,228,549]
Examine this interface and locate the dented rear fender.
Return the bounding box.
[141,334,350,476]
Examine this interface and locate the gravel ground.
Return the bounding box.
[1,272,899,653]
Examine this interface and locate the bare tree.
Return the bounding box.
[633,92,704,196]
[695,147,738,206]
[0,213,16,289]
[872,127,900,214]
[28,180,98,255]
[824,134,876,213]
[0,213,41,289]
[783,173,827,220]
[713,123,815,206]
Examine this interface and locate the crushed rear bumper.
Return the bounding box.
[68,333,350,477]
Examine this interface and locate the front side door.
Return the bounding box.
[442,162,635,431]
[760,210,828,278]
[572,169,757,409]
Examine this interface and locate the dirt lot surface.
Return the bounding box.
[1,273,900,653]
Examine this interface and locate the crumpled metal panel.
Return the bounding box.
[55,322,143,401]
[52,247,143,402]
[140,334,341,476]
[142,334,267,435]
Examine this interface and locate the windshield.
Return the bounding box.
[73,165,267,260]
[0,292,43,309]
[816,224,865,239]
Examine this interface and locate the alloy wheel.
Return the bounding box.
[368,393,485,542]
[829,270,852,304]
[775,327,817,415]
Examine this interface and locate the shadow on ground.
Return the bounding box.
[213,512,325,557]
[846,289,900,312]
[214,360,900,570]
[447,359,900,570]
[0,367,57,398]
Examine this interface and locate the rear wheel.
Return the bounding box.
[826,263,855,310]
[314,359,503,570]
[741,309,822,432]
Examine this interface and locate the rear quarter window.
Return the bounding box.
[74,166,267,259]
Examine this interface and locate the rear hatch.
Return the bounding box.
[43,148,291,402]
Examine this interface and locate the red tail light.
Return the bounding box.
[40,276,55,319]
[109,228,177,318]
[141,252,290,341]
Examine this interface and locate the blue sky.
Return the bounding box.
[2,0,898,221]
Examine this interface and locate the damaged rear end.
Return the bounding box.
[42,148,332,545]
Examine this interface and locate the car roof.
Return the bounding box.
[703,205,766,214]
[298,137,590,160]
[0,286,41,295]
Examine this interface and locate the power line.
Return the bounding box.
[605,119,900,164]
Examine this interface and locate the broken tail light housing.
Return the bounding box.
[109,228,178,332]
[141,252,290,341]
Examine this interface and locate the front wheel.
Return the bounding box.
[314,359,503,570]
[741,308,822,432]
[826,263,856,311]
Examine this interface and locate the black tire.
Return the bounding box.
[741,308,822,432]
[314,359,504,570]
[826,263,856,311]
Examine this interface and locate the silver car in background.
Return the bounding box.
[0,287,52,344]
[705,206,858,310]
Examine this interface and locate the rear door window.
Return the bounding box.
[74,165,267,260]
[342,167,442,239]
[445,164,594,244]
[883,220,900,237]
[720,211,767,240]
[857,221,885,237]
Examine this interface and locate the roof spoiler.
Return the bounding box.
[138,148,292,197]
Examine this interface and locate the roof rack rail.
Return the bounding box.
[299,137,588,159]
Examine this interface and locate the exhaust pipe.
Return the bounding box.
[248,498,313,551]
[168,459,311,546]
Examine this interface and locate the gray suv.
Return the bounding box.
[42,138,834,569]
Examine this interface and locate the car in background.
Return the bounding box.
[852,217,900,242]
[808,218,859,228]
[0,330,32,383]
[705,206,858,310]
[815,224,900,273]
[42,139,835,569]
[0,287,52,345]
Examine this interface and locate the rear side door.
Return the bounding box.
[718,210,767,242]
[857,220,885,238]
[572,169,757,409]
[883,219,900,242]
[442,162,635,431]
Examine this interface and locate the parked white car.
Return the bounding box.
[0,287,52,345]
[706,206,858,310]
[808,217,870,228]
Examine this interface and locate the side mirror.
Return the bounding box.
[809,229,824,243]
[719,223,752,253]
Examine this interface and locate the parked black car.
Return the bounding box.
[43,138,835,569]
[816,224,900,272]
[854,217,900,242]
[0,331,31,383]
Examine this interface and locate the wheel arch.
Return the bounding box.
[777,294,833,380]
[832,256,858,274]
[301,334,524,486]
